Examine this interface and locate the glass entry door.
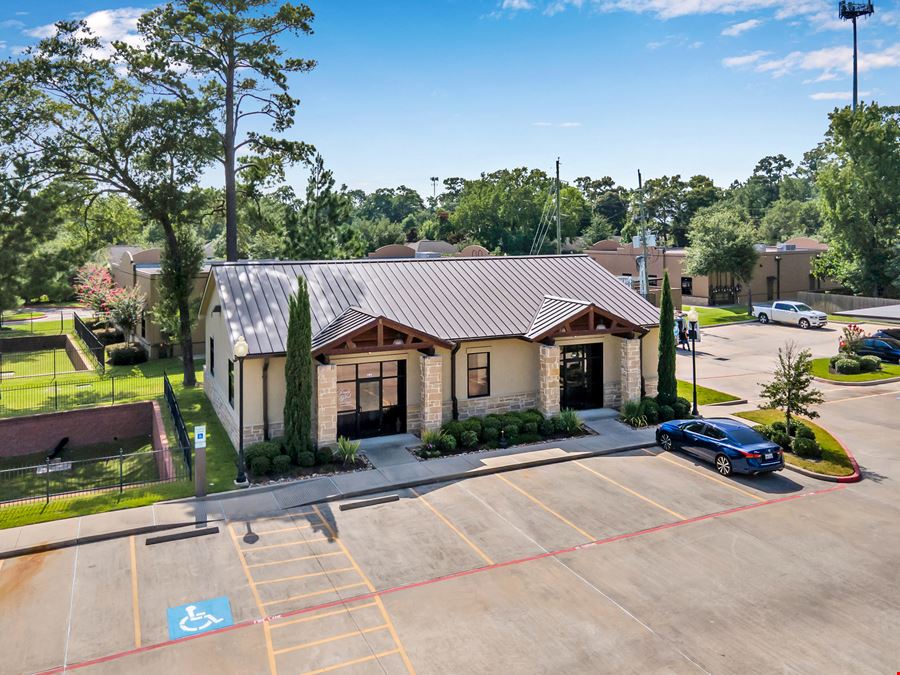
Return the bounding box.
[560,344,604,410]
[337,360,406,438]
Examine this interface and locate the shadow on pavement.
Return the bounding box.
[665,449,808,495]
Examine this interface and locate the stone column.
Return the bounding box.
[419,354,443,433]
[537,344,560,416]
[620,338,642,405]
[316,363,337,446]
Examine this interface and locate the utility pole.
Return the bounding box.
[555,158,561,255]
[430,176,439,202]
[638,169,650,299]
[839,1,875,112]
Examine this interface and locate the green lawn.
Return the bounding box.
[0,349,75,379]
[1,310,45,321]
[810,357,900,382]
[682,304,752,327]
[0,318,74,336]
[677,379,740,405]
[0,359,239,530]
[734,409,854,477]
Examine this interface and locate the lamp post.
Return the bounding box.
[233,335,250,488]
[687,308,700,417]
[774,255,782,300]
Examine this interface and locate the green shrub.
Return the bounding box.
[483,427,499,445]
[272,454,292,475]
[522,410,544,425]
[439,433,458,453]
[639,398,659,424]
[460,430,479,449]
[658,405,675,422]
[551,415,567,433]
[859,355,881,373]
[835,358,860,374]
[501,424,520,440]
[482,416,501,431]
[336,436,360,465]
[500,412,525,427]
[829,354,843,368]
[523,421,538,435]
[316,446,334,465]
[539,418,555,437]
[461,418,483,436]
[672,397,691,419]
[107,343,147,366]
[557,408,581,435]
[518,433,542,444]
[94,326,125,346]
[770,421,787,434]
[442,420,465,442]
[250,455,271,476]
[620,400,648,428]
[298,451,315,468]
[791,436,821,459]
[794,425,815,441]
[753,424,772,440]
[770,432,791,451]
[245,441,281,464]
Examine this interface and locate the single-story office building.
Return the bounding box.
[199,255,661,449]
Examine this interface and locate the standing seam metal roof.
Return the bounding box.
[211,255,660,356]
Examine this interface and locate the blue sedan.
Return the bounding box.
[655,418,784,477]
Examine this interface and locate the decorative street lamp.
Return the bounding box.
[687,308,700,417]
[233,335,250,488]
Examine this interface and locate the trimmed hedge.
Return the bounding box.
[834,358,860,375]
[792,436,822,459]
[250,455,271,476]
[272,455,292,475]
[859,355,881,373]
[107,343,147,366]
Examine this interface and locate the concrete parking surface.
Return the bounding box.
[4,440,900,674]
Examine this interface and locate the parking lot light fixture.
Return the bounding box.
[687,309,700,417]
[233,335,250,488]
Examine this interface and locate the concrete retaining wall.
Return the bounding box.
[798,291,900,314]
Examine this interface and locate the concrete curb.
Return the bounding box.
[783,429,862,484]
[812,375,900,387]
[695,319,758,329]
[281,441,658,510]
[0,518,223,560]
[705,398,749,407]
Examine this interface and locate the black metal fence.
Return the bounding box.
[163,372,192,479]
[0,375,163,418]
[74,313,106,374]
[0,448,189,506]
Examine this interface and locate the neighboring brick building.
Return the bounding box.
[586,236,839,307]
[199,255,661,449]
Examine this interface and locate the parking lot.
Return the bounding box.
[4,442,900,675]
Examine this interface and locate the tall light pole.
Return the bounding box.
[687,308,700,417]
[839,2,875,112]
[774,255,782,300]
[233,335,250,487]
[430,176,439,203]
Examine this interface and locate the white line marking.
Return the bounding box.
[62,520,82,669]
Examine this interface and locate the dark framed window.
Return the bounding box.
[209,337,215,376]
[228,359,235,408]
[681,277,693,295]
[140,312,146,338]
[467,352,490,398]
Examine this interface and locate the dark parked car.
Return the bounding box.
[872,329,900,342]
[856,337,900,364]
[655,418,784,477]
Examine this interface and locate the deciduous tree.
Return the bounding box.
[759,341,823,433]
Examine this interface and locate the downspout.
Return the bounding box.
[450,342,461,420]
[639,330,647,399]
[262,358,270,440]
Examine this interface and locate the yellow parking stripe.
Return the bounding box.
[302,649,400,675]
[572,461,687,520]
[255,567,356,586]
[232,522,317,538]
[241,537,329,552]
[270,602,378,630]
[248,551,344,569]
[312,505,417,675]
[129,536,141,648]
[273,624,388,656]
[495,474,595,541]
[409,488,494,565]
[228,523,278,675]
[261,582,368,606]
[643,449,766,502]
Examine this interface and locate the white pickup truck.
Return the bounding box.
[751,301,828,329]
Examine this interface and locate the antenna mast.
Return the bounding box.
[638,170,649,299]
[839,1,875,112]
[555,158,561,254]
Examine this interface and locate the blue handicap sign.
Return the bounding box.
[167,596,233,640]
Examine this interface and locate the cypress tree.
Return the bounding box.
[284,276,314,462]
[657,271,678,406]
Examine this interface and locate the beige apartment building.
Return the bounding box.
[199,255,661,449]
[110,248,209,358]
[585,236,839,306]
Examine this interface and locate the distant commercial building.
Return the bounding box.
[368,240,491,259]
[585,237,839,307]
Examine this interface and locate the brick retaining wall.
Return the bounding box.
[0,402,168,466]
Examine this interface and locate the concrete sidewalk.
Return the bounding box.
[0,418,656,558]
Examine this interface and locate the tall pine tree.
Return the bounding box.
[656,271,678,406]
[284,276,314,461]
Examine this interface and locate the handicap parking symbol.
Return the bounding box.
[167,596,233,640]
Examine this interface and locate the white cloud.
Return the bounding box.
[599,1,782,20]
[722,18,762,36]
[0,19,25,29]
[809,90,871,101]
[752,44,900,79]
[26,7,146,47]
[722,50,769,67]
[502,0,534,9]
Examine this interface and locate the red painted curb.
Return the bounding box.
[35,483,847,674]
[831,429,862,484]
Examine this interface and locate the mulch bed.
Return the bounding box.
[249,456,372,486]
[409,427,591,462]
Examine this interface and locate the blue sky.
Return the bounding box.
[2,0,898,196]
